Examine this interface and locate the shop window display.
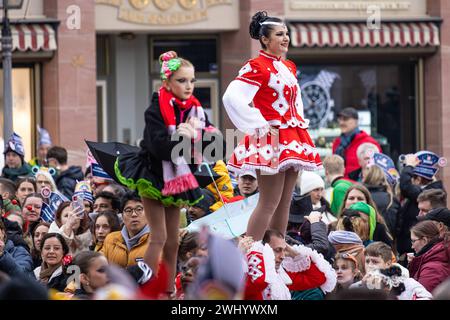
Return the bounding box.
[296,64,416,163]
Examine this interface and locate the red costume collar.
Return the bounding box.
[259,50,282,61]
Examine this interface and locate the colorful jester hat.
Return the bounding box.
[73,180,94,204]
[349,202,377,241]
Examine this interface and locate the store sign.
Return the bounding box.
[96,0,233,26]
[285,0,427,19]
[290,1,411,10]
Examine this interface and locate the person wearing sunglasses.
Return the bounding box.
[100,192,149,269]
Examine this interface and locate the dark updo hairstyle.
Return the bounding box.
[249,11,285,49]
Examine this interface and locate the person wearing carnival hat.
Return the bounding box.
[396,151,446,265]
[29,126,52,168]
[1,133,32,182]
[73,181,94,214]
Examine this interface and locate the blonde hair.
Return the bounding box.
[363,165,394,208]
[323,155,345,176]
[36,171,57,192]
[336,215,370,242]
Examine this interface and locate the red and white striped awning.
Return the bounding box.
[288,22,440,48]
[0,24,57,52]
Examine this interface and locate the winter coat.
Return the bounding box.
[54,166,84,199]
[396,165,445,255]
[408,239,450,293]
[330,177,354,215]
[49,221,92,256]
[1,217,30,252]
[34,265,69,292]
[1,163,32,182]
[332,130,381,177]
[206,160,235,212]
[369,223,393,248]
[100,230,149,268]
[365,184,400,235]
[0,239,33,276]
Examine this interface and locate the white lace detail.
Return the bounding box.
[282,254,311,273]
[290,245,337,293]
[228,159,323,176]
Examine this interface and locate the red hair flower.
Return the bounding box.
[62,255,73,266]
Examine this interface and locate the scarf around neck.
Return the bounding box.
[121,224,150,251]
[39,262,62,284]
[335,128,360,159]
[157,87,205,197]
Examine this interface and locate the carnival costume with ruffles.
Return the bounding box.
[244,241,336,300]
[115,87,222,207]
[224,50,322,174]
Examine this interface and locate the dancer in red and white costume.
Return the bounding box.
[241,230,336,300]
[223,11,322,240]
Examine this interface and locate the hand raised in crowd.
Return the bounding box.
[62,207,83,237]
[238,236,254,255]
[178,228,189,243]
[304,211,322,224]
[284,244,299,258]
[404,154,420,167]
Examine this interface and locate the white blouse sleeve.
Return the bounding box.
[222,80,270,137]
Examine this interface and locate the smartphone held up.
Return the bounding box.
[71,195,85,217]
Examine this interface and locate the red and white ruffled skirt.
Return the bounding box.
[227,126,322,175]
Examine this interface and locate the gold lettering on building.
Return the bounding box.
[97,0,231,25]
[153,0,176,11]
[290,1,411,11]
[96,0,123,6]
[129,0,150,10]
[178,0,197,10]
[205,0,232,6]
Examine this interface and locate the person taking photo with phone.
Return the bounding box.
[48,201,92,255]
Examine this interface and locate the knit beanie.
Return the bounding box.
[299,171,325,196]
[349,202,377,241]
[3,132,25,158]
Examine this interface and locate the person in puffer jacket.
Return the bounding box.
[205,160,237,212]
[241,229,336,300]
[0,220,33,277]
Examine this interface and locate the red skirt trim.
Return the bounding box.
[228,127,323,175]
